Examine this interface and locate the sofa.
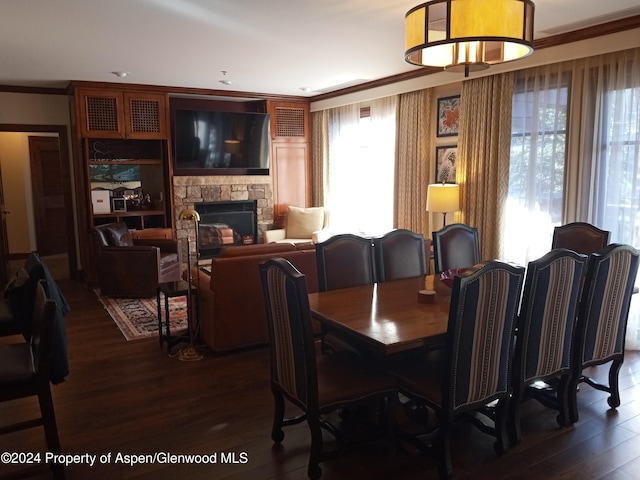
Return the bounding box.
[192,241,318,352]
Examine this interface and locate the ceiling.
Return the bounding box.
[2,0,640,97]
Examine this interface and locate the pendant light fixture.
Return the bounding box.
[405,0,535,77]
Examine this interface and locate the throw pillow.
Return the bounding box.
[286,206,325,239]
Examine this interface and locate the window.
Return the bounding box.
[595,86,640,245]
[503,70,570,265]
[327,97,397,235]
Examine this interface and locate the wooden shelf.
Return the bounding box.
[89,159,162,165]
[93,209,165,218]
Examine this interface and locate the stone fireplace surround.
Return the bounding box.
[173,175,274,263]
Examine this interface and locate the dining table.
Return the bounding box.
[308,275,452,357]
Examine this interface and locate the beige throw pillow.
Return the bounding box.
[286,206,325,239]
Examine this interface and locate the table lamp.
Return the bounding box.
[426,183,460,225]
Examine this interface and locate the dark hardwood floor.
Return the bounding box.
[2,278,640,479]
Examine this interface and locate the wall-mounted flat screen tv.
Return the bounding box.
[172,110,271,175]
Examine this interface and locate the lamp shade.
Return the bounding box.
[426,183,460,213]
[405,0,535,76]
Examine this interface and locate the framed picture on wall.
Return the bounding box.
[437,95,460,137]
[435,145,457,183]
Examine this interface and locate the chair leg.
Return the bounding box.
[306,415,323,480]
[271,389,285,443]
[607,359,623,408]
[556,375,572,426]
[436,423,453,479]
[568,374,580,424]
[494,399,509,455]
[37,386,65,479]
[508,387,523,446]
[37,386,61,453]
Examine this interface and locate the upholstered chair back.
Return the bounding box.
[445,261,524,414]
[315,234,375,291]
[509,249,587,443]
[373,229,428,282]
[576,244,639,367]
[432,223,481,274]
[517,249,588,383]
[260,258,317,408]
[552,222,610,255]
[568,244,640,422]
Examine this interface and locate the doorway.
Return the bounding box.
[0,124,77,285]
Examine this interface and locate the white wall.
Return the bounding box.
[0,92,71,125]
[0,133,38,252]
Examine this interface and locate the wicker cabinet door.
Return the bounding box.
[78,90,167,139]
[79,89,126,138]
[123,92,167,139]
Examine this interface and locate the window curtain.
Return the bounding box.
[503,63,570,265]
[457,72,515,261]
[311,110,329,207]
[326,97,397,235]
[394,89,432,234]
[572,48,640,349]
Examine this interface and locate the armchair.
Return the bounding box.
[92,222,181,297]
[263,206,330,244]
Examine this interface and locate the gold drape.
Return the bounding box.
[310,110,328,207]
[394,89,432,236]
[458,72,515,261]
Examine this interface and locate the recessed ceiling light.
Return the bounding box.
[219,70,232,85]
[111,71,129,78]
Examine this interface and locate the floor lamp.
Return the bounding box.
[178,208,203,361]
[426,183,460,227]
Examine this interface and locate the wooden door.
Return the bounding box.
[0,160,10,288]
[29,136,68,256]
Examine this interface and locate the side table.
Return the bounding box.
[156,280,198,354]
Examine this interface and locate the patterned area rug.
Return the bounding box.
[96,291,188,341]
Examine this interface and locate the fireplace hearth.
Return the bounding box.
[195,200,257,258]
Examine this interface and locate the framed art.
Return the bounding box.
[112,198,127,212]
[91,190,111,214]
[435,145,457,183]
[437,95,460,137]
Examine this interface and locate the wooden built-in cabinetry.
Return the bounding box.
[70,83,173,283]
[267,101,311,227]
[77,89,167,139]
[86,138,170,230]
[69,82,311,282]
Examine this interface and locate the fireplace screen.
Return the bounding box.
[195,201,257,258]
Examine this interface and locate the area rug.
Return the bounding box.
[96,291,188,341]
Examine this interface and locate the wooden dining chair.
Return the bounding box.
[551,222,610,255]
[259,258,397,480]
[372,229,428,282]
[569,243,640,423]
[387,261,525,479]
[0,280,65,479]
[432,223,481,274]
[509,249,588,445]
[315,234,376,353]
[315,233,375,291]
